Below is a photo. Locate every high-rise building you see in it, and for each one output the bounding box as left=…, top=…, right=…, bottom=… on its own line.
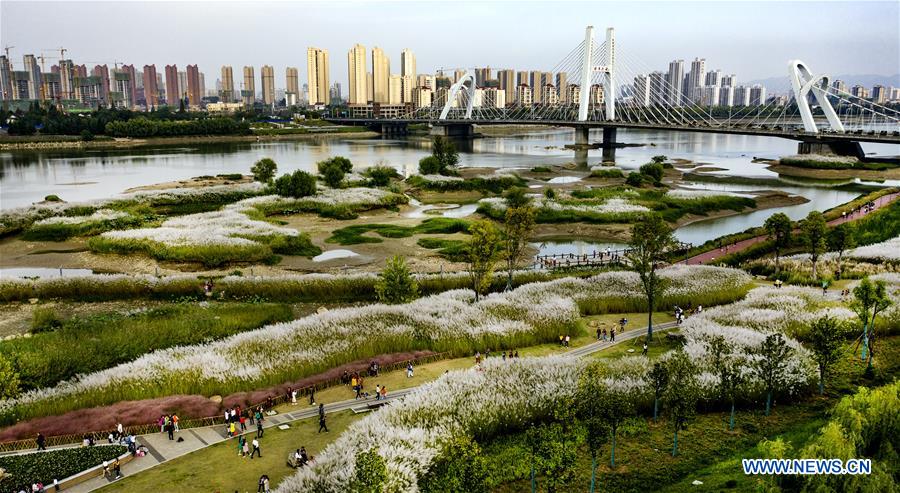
left=497, top=69, right=515, bottom=106
left=73, top=75, right=102, bottom=106
left=412, top=86, right=432, bottom=108
left=889, top=87, right=900, bottom=101
left=633, top=74, right=650, bottom=106
left=474, top=87, right=506, bottom=108
left=261, top=65, right=275, bottom=105
left=541, top=84, right=558, bottom=105
left=566, top=84, right=580, bottom=104
left=58, top=59, right=75, bottom=100
left=733, top=86, right=750, bottom=106
left=164, top=65, right=178, bottom=106
left=12, top=71, right=31, bottom=99
left=367, top=71, right=374, bottom=102
left=42, top=72, right=61, bottom=101
left=721, top=74, right=737, bottom=88
left=475, top=67, right=492, bottom=86
left=400, top=49, right=416, bottom=79
left=417, top=74, right=435, bottom=90
left=177, top=71, right=187, bottom=101
left=666, top=59, right=684, bottom=106
left=705, top=69, right=722, bottom=88
left=516, top=84, right=532, bottom=106
left=748, top=85, right=766, bottom=106
left=242, top=66, right=255, bottom=107
left=401, top=75, right=414, bottom=103
left=347, top=44, right=367, bottom=105
left=371, top=47, right=390, bottom=103
left=111, top=69, right=133, bottom=108
left=330, top=82, right=342, bottom=103
left=718, top=86, right=734, bottom=107
left=0, top=55, right=12, bottom=101
left=23, top=55, right=42, bottom=101
left=221, top=66, right=234, bottom=102
left=831, top=80, right=847, bottom=95
left=307, top=47, right=330, bottom=105
left=143, top=64, right=159, bottom=108
left=530, top=71, right=551, bottom=103
left=285, top=66, right=300, bottom=106
left=648, top=71, right=666, bottom=105
left=555, top=73, right=568, bottom=104
left=872, top=85, right=887, bottom=104
left=388, top=74, right=402, bottom=104
left=590, top=84, right=604, bottom=106
left=92, top=65, right=110, bottom=106
left=516, top=71, right=529, bottom=87
left=120, top=65, right=138, bottom=107
left=686, top=58, right=706, bottom=104
left=185, top=65, right=201, bottom=106
left=453, top=69, right=466, bottom=83
left=700, top=86, right=720, bottom=106
left=199, top=73, right=206, bottom=98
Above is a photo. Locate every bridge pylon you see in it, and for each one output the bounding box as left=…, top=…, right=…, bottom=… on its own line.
left=788, top=60, right=844, bottom=134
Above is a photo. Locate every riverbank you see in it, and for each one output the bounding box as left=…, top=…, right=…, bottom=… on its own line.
left=768, top=163, right=900, bottom=181
left=0, top=129, right=380, bottom=151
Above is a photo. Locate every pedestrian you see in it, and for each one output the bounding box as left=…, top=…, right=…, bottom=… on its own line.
left=475, top=351, right=482, bottom=365
left=228, top=421, right=236, bottom=439
left=318, top=413, right=329, bottom=433
left=158, top=416, right=165, bottom=433
left=291, top=389, right=297, bottom=405
left=167, top=419, right=175, bottom=441
left=256, top=417, right=264, bottom=438
left=596, top=327, right=602, bottom=340
left=239, top=412, right=246, bottom=432
left=407, top=362, right=414, bottom=378
left=257, top=475, right=267, bottom=492
left=36, top=433, right=46, bottom=451
left=610, top=326, right=616, bottom=342
left=642, top=343, right=648, bottom=356
left=309, top=388, right=316, bottom=406
left=112, top=458, right=122, bottom=480
left=822, top=280, right=828, bottom=295
left=564, top=335, right=570, bottom=347
left=380, top=385, right=387, bottom=400
left=250, top=438, right=261, bottom=458
left=558, top=334, right=564, bottom=346
left=172, top=414, right=179, bottom=432
left=116, top=422, right=124, bottom=439
left=237, top=434, right=245, bottom=456
left=374, top=384, right=381, bottom=400
left=318, top=403, right=325, bottom=420
left=513, top=350, right=519, bottom=358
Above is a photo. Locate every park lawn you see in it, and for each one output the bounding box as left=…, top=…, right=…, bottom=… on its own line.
left=98, top=410, right=360, bottom=493
left=518, top=312, right=675, bottom=358
left=592, top=328, right=683, bottom=360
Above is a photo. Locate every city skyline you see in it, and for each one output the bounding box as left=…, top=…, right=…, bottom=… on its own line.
left=2, top=0, right=897, bottom=92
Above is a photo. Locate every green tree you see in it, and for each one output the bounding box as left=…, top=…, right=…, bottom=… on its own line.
left=0, top=354, right=19, bottom=400
left=721, top=355, right=746, bottom=431
left=431, top=135, right=459, bottom=174
left=626, top=214, right=675, bottom=342
left=467, top=220, right=502, bottom=302
left=575, top=364, right=609, bottom=493
left=662, top=350, right=699, bottom=456
left=648, top=361, right=668, bottom=421
left=527, top=420, right=579, bottom=493
left=250, top=158, right=278, bottom=183
left=318, top=156, right=353, bottom=173
left=419, top=436, right=488, bottom=493
left=651, top=155, right=667, bottom=164
left=350, top=448, right=387, bottom=493
left=375, top=255, right=419, bottom=304
left=808, top=315, right=846, bottom=395
left=801, top=210, right=828, bottom=280
left=272, top=170, right=317, bottom=198
left=764, top=212, right=792, bottom=272
left=751, top=333, right=793, bottom=415
left=502, top=188, right=535, bottom=290
left=365, top=165, right=399, bottom=187
left=827, top=222, right=856, bottom=280
left=851, top=277, right=891, bottom=371
left=321, top=162, right=346, bottom=188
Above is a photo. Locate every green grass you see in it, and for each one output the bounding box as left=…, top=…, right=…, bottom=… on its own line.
left=247, top=191, right=408, bottom=220
left=22, top=215, right=145, bottom=241
left=531, top=166, right=553, bottom=173
left=327, top=217, right=470, bottom=245
left=590, top=168, right=625, bottom=179
left=406, top=174, right=527, bottom=194
left=780, top=156, right=897, bottom=170
left=416, top=237, right=469, bottom=262
left=2, top=303, right=294, bottom=392
left=100, top=411, right=360, bottom=493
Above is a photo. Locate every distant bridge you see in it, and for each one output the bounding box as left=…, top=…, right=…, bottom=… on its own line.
left=325, top=26, right=900, bottom=157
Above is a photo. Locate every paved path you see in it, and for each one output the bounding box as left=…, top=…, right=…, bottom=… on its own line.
left=58, top=321, right=675, bottom=492
left=685, top=191, right=899, bottom=265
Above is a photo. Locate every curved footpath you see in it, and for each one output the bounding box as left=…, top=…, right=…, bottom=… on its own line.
left=11, top=321, right=676, bottom=493
left=686, top=191, right=899, bottom=265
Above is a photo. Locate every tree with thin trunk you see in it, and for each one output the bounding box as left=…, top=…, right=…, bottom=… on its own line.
left=721, top=355, right=746, bottom=431
left=852, top=277, right=892, bottom=372
left=575, top=364, right=609, bottom=493
left=648, top=362, right=668, bottom=421
left=626, top=214, right=675, bottom=343
left=350, top=448, right=387, bottom=493
left=598, top=384, right=634, bottom=468
left=467, top=220, right=502, bottom=302
left=662, top=350, right=699, bottom=456
left=764, top=212, right=792, bottom=273
left=801, top=211, right=828, bottom=281
left=375, top=255, right=419, bottom=304
left=751, top=333, right=793, bottom=416
left=502, top=187, right=535, bottom=291
left=708, top=335, right=745, bottom=430
left=807, top=315, right=846, bottom=395
left=826, top=223, right=855, bottom=280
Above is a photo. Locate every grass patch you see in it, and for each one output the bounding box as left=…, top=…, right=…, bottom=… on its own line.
left=407, top=174, right=526, bottom=194
left=531, top=166, right=553, bottom=173
left=100, top=411, right=359, bottom=493
left=327, top=217, right=470, bottom=245
left=2, top=302, right=294, bottom=391
left=416, top=237, right=469, bottom=262
left=590, top=168, right=625, bottom=179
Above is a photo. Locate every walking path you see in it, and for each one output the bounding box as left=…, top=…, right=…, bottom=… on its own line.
left=685, top=191, right=899, bottom=265
left=52, top=321, right=676, bottom=492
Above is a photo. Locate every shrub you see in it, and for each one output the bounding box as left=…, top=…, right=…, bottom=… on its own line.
left=43, top=195, right=61, bottom=202
left=375, top=255, right=419, bottom=304
left=273, top=170, right=317, bottom=198
left=0, top=445, right=127, bottom=492
left=251, top=158, right=278, bottom=183
left=418, top=156, right=442, bottom=175
left=317, top=156, right=353, bottom=174
left=639, top=162, right=664, bottom=185
left=531, top=166, right=552, bottom=173
left=31, top=307, right=63, bottom=334
left=364, top=165, right=400, bottom=187
left=590, top=168, right=624, bottom=179
left=625, top=172, right=645, bottom=187
left=80, top=129, right=94, bottom=142
left=544, top=188, right=556, bottom=200
left=217, top=173, right=244, bottom=181
left=321, top=162, right=346, bottom=188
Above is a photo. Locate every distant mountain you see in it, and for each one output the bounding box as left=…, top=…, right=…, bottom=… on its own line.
left=745, top=74, right=900, bottom=95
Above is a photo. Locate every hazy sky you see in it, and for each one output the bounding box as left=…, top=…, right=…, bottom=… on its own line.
left=2, top=0, right=898, bottom=90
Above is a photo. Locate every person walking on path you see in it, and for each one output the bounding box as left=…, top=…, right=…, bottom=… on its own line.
left=237, top=435, right=245, bottom=456
left=642, top=343, right=648, bottom=356
left=318, top=412, right=329, bottom=433
left=407, top=362, right=414, bottom=378
left=250, top=438, right=261, bottom=458
left=318, top=403, right=326, bottom=421
left=257, top=474, right=269, bottom=492
left=256, top=416, right=264, bottom=438
left=172, top=414, right=179, bottom=432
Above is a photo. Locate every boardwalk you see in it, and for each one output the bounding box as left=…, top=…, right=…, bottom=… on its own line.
left=32, top=321, right=675, bottom=492
left=686, top=192, right=899, bottom=265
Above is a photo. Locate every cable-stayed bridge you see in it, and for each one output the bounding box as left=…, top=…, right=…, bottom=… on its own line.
left=325, top=26, right=900, bottom=158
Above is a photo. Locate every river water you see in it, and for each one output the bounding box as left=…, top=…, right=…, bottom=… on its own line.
left=1, top=128, right=896, bottom=248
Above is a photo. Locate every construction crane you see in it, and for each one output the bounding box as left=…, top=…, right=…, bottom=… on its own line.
left=42, top=47, right=67, bottom=61
left=3, top=45, right=14, bottom=58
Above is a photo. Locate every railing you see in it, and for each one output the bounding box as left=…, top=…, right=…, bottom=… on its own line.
left=534, top=248, right=630, bottom=270
left=0, top=351, right=450, bottom=453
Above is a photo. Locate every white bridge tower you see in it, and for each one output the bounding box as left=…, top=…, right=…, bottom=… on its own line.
left=788, top=60, right=844, bottom=134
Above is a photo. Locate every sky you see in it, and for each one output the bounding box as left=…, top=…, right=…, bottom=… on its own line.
left=2, top=0, right=898, bottom=92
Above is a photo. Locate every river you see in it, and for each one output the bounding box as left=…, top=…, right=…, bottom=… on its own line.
left=1, top=128, right=895, bottom=249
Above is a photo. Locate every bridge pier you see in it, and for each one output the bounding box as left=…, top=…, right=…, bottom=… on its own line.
left=377, top=123, right=409, bottom=136
left=601, top=127, right=618, bottom=161
left=798, top=140, right=864, bottom=160
left=431, top=124, right=476, bottom=138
